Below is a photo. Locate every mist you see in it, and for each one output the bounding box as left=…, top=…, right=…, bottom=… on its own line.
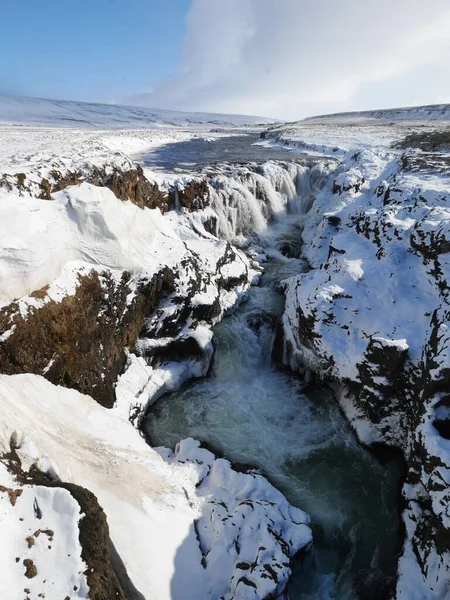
left=129, top=0, right=450, bottom=119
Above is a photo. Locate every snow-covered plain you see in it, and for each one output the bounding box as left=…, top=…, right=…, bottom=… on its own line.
left=303, top=103, right=450, bottom=124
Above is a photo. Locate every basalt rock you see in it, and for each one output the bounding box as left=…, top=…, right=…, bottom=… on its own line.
left=170, top=179, right=210, bottom=211
left=0, top=267, right=175, bottom=408
left=39, top=165, right=172, bottom=212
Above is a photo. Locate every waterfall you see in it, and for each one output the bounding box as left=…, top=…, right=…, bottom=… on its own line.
left=207, top=160, right=333, bottom=243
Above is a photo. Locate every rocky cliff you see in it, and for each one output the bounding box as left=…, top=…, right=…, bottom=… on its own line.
left=268, top=120, right=450, bottom=598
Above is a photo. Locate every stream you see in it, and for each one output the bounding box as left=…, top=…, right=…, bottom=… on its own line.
left=141, top=136, right=404, bottom=599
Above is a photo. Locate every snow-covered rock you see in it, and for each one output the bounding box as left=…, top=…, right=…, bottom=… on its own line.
left=0, top=462, right=91, bottom=600
left=0, top=181, right=253, bottom=412
left=269, top=119, right=450, bottom=598
left=0, top=374, right=311, bottom=600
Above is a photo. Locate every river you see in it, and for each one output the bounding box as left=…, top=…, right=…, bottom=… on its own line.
left=141, top=134, right=404, bottom=599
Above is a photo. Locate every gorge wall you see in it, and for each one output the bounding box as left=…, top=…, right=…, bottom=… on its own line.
left=272, top=126, right=450, bottom=599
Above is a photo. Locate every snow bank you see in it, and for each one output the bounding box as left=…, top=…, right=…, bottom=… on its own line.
left=0, top=374, right=311, bottom=600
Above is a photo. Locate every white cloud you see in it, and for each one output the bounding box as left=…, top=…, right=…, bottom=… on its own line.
left=129, top=0, right=450, bottom=119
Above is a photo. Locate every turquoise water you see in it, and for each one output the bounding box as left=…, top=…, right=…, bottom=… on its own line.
left=144, top=248, right=403, bottom=600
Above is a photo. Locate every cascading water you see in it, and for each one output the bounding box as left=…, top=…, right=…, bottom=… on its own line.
left=141, top=139, right=403, bottom=599
left=205, top=160, right=332, bottom=243
left=144, top=249, right=403, bottom=599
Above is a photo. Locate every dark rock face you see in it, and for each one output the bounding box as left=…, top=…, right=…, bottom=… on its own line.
left=349, top=337, right=410, bottom=428
left=171, top=179, right=210, bottom=211
left=411, top=213, right=450, bottom=260
left=46, top=481, right=126, bottom=600
left=0, top=268, right=175, bottom=408
left=38, top=165, right=172, bottom=212
left=4, top=450, right=126, bottom=600
left=137, top=243, right=248, bottom=369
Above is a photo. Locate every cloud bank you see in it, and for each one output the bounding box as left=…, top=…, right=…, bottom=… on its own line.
left=130, top=0, right=450, bottom=119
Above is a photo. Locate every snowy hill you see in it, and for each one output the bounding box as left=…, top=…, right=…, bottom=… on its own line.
left=303, top=103, right=450, bottom=124
left=0, top=94, right=275, bottom=129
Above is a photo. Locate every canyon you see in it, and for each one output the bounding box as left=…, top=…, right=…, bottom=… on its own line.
left=0, top=96, right=450, bottom=599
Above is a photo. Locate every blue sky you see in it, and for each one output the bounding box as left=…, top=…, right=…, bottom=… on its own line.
left=0, top=0, right=190, bottom=102
left=1, top=0, right=450, bottom=119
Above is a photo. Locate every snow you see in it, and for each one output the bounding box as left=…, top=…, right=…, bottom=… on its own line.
left=273, top=114, right=450, bottom=598
left=0, top=463, right=89, bottom=600
left=304, top=103, right=450, bottom=124
left=0, top=94, right=275, bottom=129
left=0, top=184, right=175, bottom=302
left=0, top=374, right=311, bottom=600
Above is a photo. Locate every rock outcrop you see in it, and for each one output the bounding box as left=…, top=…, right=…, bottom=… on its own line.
left=0, top=450, right=125, bottom=600
left=1, top=164, right=217, bottom=215
left=0, top=268, right=174, bottom=407
left=39, top=165, right=172, bottom=212
left=170, top=178, right=210, bottom=211
left=0, top=176, right=254, bottom=412
left=275, top=123, right=450, bottom=598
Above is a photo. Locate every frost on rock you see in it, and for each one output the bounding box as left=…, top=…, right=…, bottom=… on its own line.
left=271, top=118, right=450, bottom=598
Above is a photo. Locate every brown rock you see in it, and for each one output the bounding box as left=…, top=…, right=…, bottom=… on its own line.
left=23, top=559, right=37, bottom=579
left=171, top=179, right=209, bottom=212
left=0, top=267, right=175, bottom=408
left=0, top=484, right=23, bottom=506
left=25, top=536, right=34, bottom=549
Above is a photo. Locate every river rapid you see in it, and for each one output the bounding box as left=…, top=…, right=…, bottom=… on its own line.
left=141, top=134, right=404, bottom=599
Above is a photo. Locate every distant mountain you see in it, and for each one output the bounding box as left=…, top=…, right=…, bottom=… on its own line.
left=303, top=103, right=450, bottom=123
left=0, top=94, right=276, bottom=129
